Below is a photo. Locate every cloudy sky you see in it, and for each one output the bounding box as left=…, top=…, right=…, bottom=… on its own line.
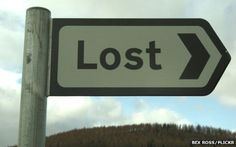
left=0, top=0, right=236, bottom=146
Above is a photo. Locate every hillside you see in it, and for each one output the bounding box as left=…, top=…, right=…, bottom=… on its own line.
left=44, top=124, right=236, bottom=147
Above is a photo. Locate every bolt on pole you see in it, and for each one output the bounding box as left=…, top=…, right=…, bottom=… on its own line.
left=18, top=7, right=51, bottom=147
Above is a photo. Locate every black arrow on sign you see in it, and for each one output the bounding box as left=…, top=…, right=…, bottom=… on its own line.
left=178, top=33, right=210, bottom=79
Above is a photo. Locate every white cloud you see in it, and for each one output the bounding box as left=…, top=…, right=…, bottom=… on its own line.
left=186, top=0, right=236, bottom=49
left=134, top=98, right=148, bottom=110
left=129, top=108, right=190, bottom=125
left=46, top=97, right=125, bottom=134
left=46, top=97, right=190, bottom=136
left=0, top=69, right=21, bottom=146
left=218, top=96, right=236, bottom=107
left=0, top=0, right=26, bottom=14
left=25, top=0, right=189, bottom=18
left=47, top=97, right=93, bottom=124
left=92, top=98, right=123, bottom=121
left=0, top=10, right=24, bottom=70
left=214, top=45, right=236, bottom=107
left=0, top=68, right=21, bottom=90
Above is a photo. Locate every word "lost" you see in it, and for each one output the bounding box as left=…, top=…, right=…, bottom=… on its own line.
left=77, top=40, right=162, bottom=70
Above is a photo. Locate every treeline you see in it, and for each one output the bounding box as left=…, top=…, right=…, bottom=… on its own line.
left=45, top=123, right=236, bottom=147
left=12, top=123, right=236, bottom=147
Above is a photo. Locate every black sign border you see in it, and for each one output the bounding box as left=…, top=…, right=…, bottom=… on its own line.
left=49, top=19, right=231, bottom=96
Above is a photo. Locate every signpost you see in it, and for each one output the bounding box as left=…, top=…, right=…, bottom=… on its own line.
left=19, top=7, right=231, bottom=147
left=49, top=19, right=230, bottom=96
left=19, top=7, right=50, bottom=147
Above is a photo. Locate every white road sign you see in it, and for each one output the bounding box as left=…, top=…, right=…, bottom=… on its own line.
left=49, top=19, right=230, bottom=96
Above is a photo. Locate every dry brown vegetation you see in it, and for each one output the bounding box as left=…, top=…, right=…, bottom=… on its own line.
left=44, top=123, right=236, bottom=147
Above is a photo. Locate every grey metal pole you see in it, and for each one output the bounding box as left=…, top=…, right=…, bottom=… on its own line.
left=18, top=7, right=51, bottom=147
